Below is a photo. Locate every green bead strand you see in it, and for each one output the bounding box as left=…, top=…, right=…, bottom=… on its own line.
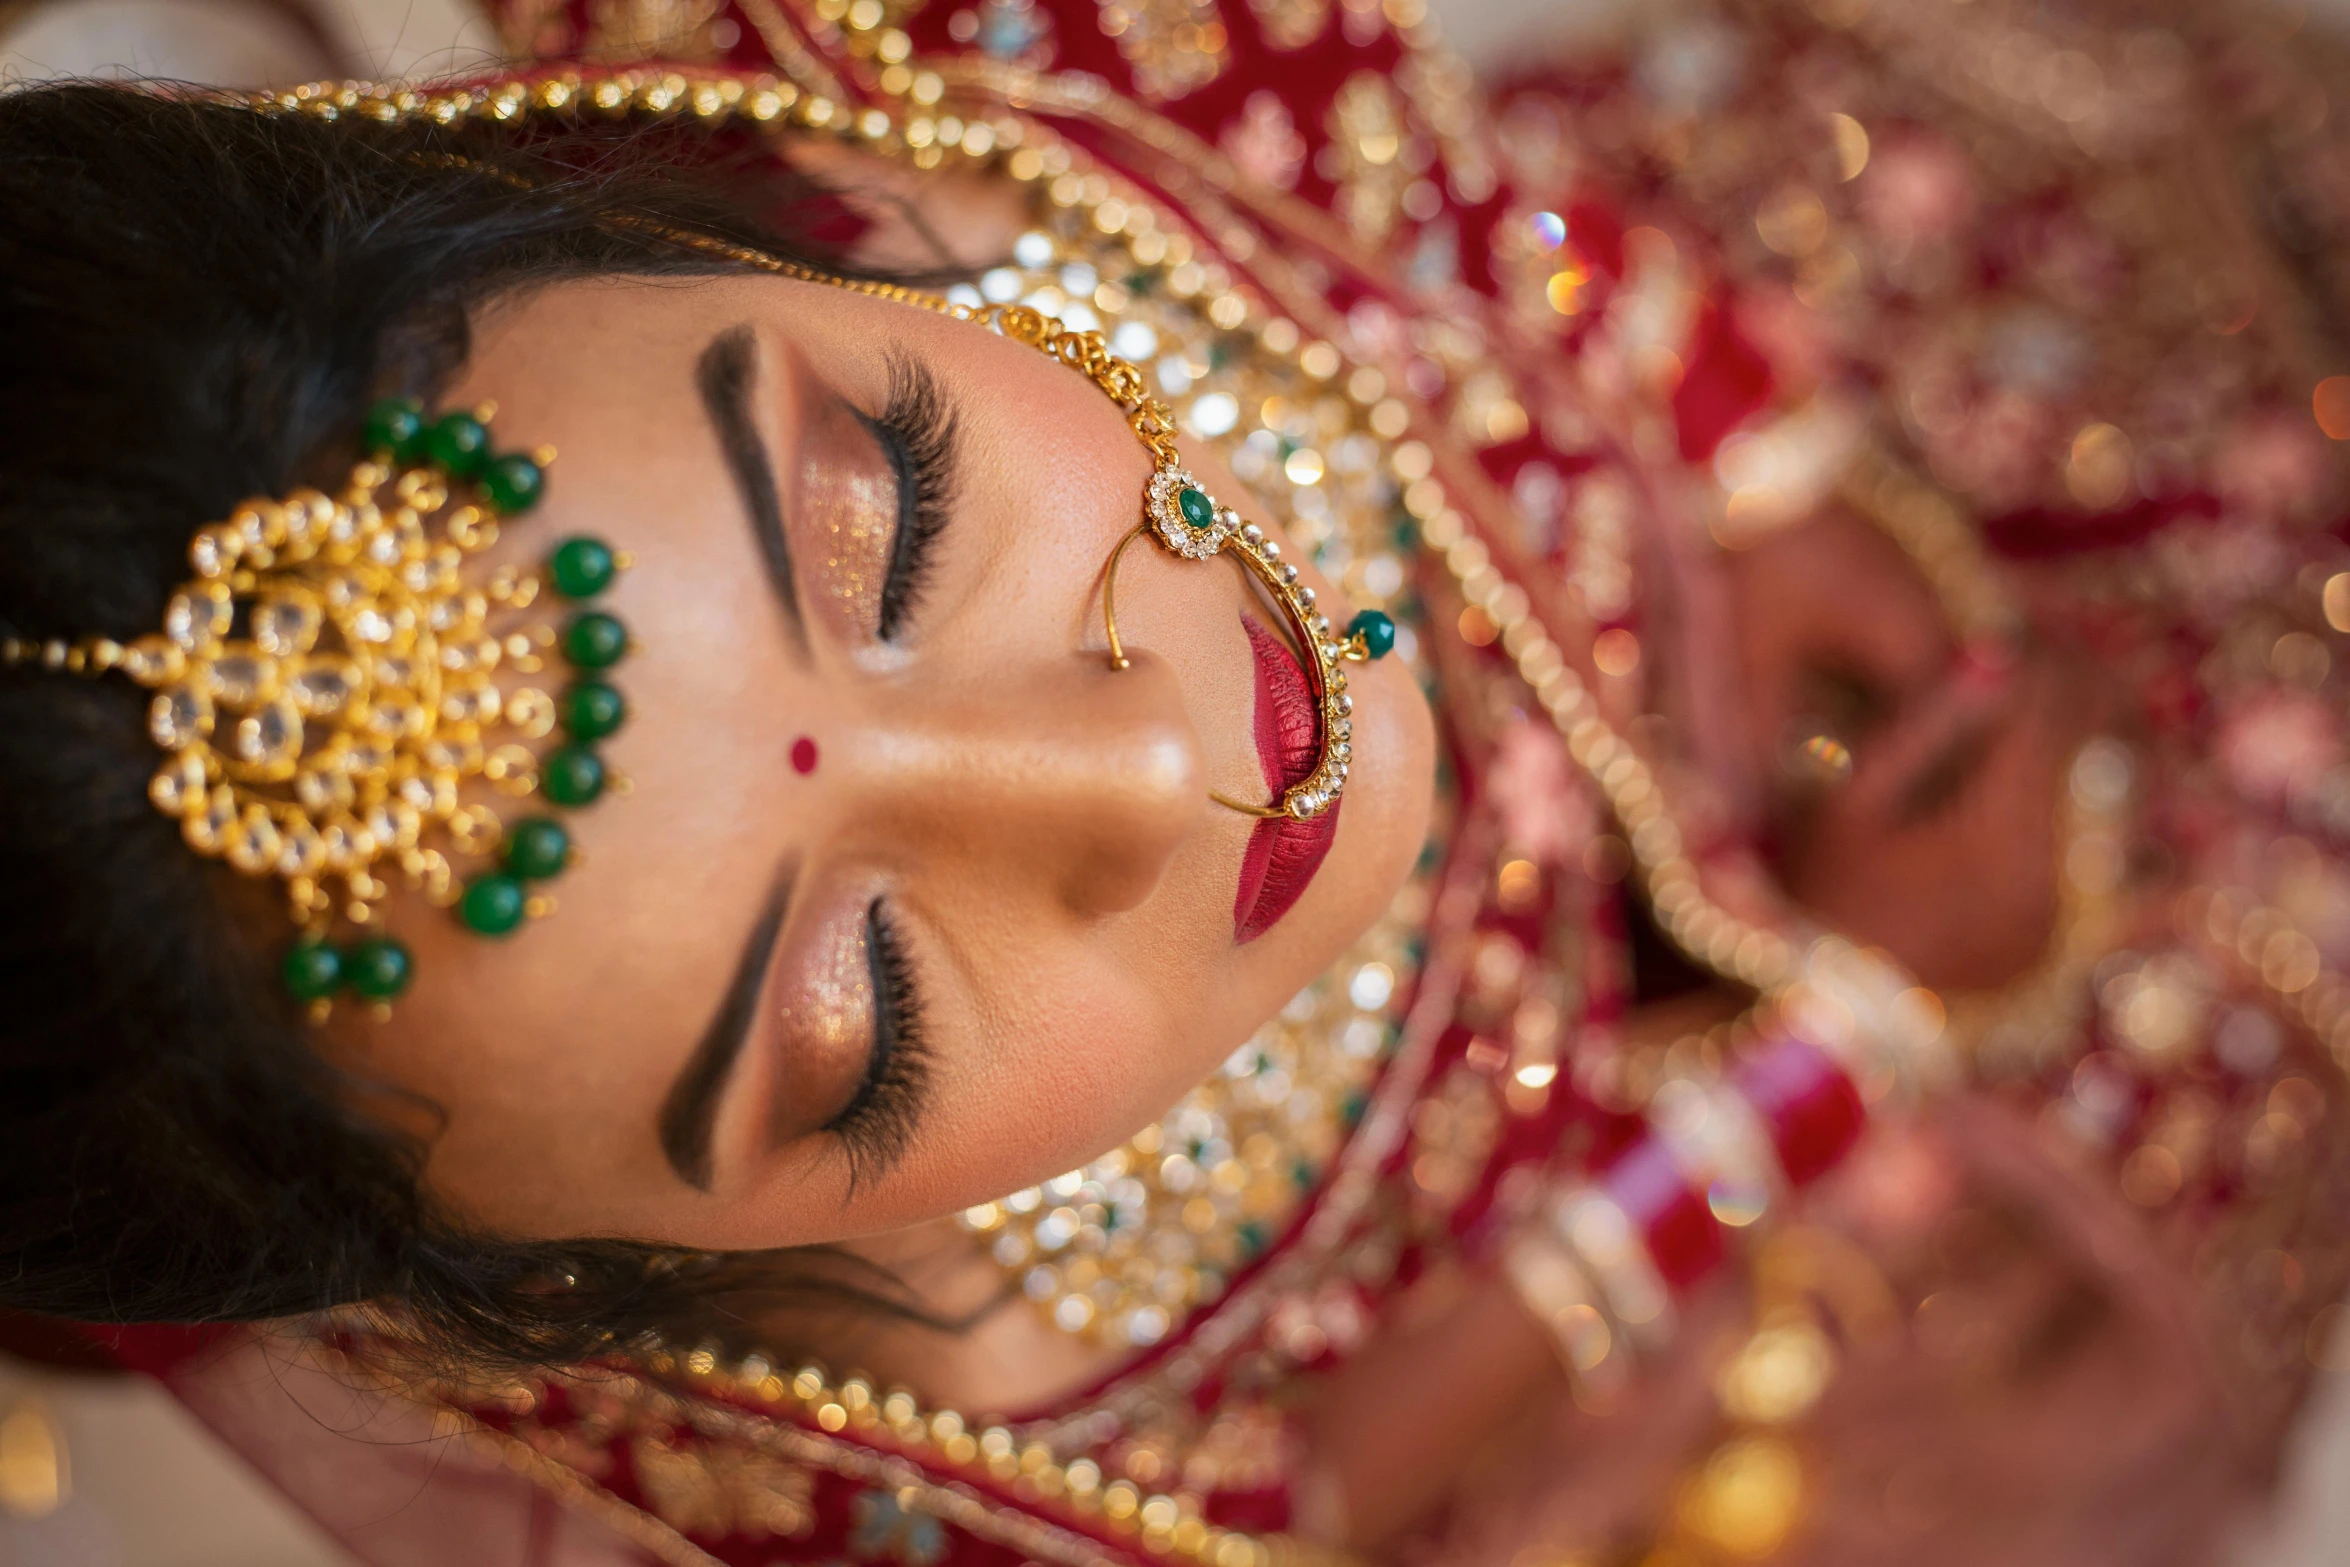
left=563, top=611, right=629, bottom=669
left=460, top=873, right=528, bottom=936
left=345, top=937, right=415, bottom=1001
left=481, top=453, right=547, bottom=516
left=549, top=536, right=617, bottom=599
left=363, top=399, right=424, bottom=463
left=504, top=816, right=572, bottom=880
left=1347, top=608, right=1397, bottom=660
left=281, top=939, right=343, bottom=1002
left=541, top=746, right=607, bottom=807
left=421, top=412, right=491, bottom=479
left=561, top=680, right=627, bottom=742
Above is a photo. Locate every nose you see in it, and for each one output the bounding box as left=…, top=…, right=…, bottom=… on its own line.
left=845, top=647, right=1206, bottom=916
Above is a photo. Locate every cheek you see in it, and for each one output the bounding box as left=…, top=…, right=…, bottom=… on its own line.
left=879, top=943, right=1200, bottom=1224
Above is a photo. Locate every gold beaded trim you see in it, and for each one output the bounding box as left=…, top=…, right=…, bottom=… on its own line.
left=1839, top=443, right=2024, bottom=653
left=613, top=1348, right=1297, bottom=1567
left=0, top=414, right=625, bottom=1015
left=1413, top=497, right=1800, bottom=991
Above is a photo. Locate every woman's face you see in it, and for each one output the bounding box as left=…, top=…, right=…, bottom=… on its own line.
left=334, top=274, right=1434, bottom=1249
left=1697, top=508, right=2092, bottom=991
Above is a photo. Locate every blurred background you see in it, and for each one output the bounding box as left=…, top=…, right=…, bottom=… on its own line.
left=5, top=1, right=2350, bottom=1563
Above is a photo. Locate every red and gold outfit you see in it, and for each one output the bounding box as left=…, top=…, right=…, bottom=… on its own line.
left=88, top=1, right=2350, bottom=1564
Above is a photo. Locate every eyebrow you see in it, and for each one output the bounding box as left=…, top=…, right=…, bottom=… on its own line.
left=696, top=325, right=809, bottom=661
left=659, top=866, right=796, bottom=1191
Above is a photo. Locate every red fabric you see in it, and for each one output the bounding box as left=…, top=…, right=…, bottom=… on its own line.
left=1670, top=301, right=1775, bottom=462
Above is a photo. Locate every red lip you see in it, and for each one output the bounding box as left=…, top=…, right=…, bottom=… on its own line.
left=1232, top=615, right=1340, bottom=943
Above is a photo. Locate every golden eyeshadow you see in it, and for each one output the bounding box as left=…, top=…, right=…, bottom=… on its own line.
left=766, top=904, right=875, bottom=1146
left=797, top=391, right=896, bottom=638
left=794, top=910, right=873, bottom=1058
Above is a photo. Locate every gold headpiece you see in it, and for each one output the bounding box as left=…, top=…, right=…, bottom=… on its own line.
left=0, top=399, right=631, bottom=1016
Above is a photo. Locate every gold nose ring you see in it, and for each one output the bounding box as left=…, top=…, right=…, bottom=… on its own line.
left=1097, top=479, right=1393, bottom=822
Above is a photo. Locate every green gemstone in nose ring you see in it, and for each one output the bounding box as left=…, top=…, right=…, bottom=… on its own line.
left=1344, top=609, right=1397, bottom=661
left=1177, top=486, right=1216, bottom=531
left=1145, top=466, right=1237, bottom=559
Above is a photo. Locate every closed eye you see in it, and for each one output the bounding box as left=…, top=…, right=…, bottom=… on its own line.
left=823, top=898, right=932, bottom=1193
left=862, top=355, right=958, bottom=642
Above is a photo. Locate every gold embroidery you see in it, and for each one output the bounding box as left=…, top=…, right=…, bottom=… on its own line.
left=1393, top=45, right=1492, bottom=206
left=1567, top=470, right=1635, bottom=624
left=1219, top=91, right=1307, bottom=191
left=1244, top=0, right=1328, bottom=51
left=1325, top=72, right=1411, bottom=246
left=733, top=0, right=859, bottom=102
left=1095, top=0, right=1229, bottom=102
left=1403, top=1060, right=1502, bottom=1211
left=453, top=1418, right=730, bottom=1567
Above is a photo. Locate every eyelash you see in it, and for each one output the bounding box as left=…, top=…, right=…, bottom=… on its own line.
left=866, top=356, right=958, bottom=642
left=823, top=897, right=932, bottom=1192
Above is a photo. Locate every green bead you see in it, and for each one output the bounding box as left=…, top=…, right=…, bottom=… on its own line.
left=363, top=399, right=424, bottom=461
left=1347, top=608, right=1397, bottom=660
left=561, top=680, right=627, bottom=742
left=541, top=745, right=606, bottom=807
left=460, top=873, right=528, bottom=936
left=1177, top=485, right=1217, bottom=532
left=563, top=611, right=628, bottom=669
left=281, top=939, right=343, bottom=1002
left=504, top=816, right=571, bottom=880
left=345, top=937, right=414, bottom=1000
left=481, top=453, right=547, bottom=516
left=549, top=536, right=616, bottom=599
left=421, top=412, right=491, bottom=478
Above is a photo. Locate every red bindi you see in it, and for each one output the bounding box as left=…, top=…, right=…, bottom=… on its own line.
left=790, top=735, right=820, bottom=776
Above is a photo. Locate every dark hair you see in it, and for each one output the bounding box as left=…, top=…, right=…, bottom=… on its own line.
left=0, top=82, right=911, bottom=1366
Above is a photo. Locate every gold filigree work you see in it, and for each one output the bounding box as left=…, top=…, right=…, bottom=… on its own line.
left=1095, top=0, right=1230, bottom=102
left=0, top=427, right=605, bottom=996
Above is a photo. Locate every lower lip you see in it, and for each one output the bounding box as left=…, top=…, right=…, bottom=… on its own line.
left=1233, top=615, right=1340, bottom=943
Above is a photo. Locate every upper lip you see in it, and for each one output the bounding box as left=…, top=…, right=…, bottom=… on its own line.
left=1248, top=614, right=1320, bottom=799
left=1231, top=613, right=1341, bottom=944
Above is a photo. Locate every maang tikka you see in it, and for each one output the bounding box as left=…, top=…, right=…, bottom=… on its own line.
left=0, top=399, right=634, bottom=1017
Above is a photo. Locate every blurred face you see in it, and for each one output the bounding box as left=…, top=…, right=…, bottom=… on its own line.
left=331, top=275, right=1433, bottom=1250
left=1690, top=507, right=2094, bottom=991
